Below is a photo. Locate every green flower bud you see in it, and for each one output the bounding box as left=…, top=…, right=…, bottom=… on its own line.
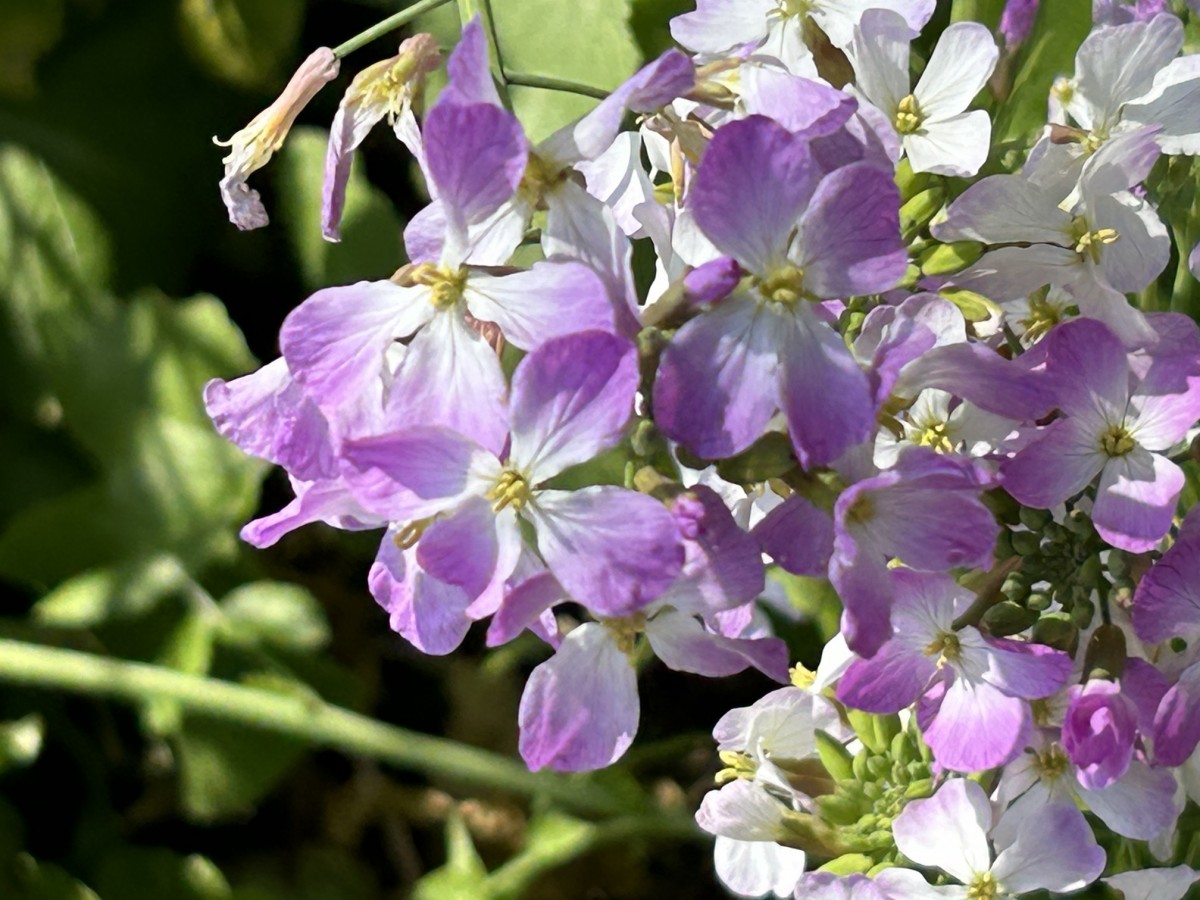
left=1010, top=530, right=1042, bottom=557
left=982, top=600, right=1040, bottom=636
left=715, top=432, right=796, bottom=484
left=1082, top=623, right=1127, bottom=680
left=1032, top=613, right=1078, bottom=654
left=817, top=854, right=875, bottom=876
left=1071, top=596, right=1096, bottom=629
left=815, top=730, right=855, bottom=783
left=1026, top=591, right=1052, bottom=611
left=918, top=240, right=984, bottom=276
left=1018, top=506, right=1052, bottom=531
left=817, top=792, right=866, bottom=827
left=847, top=709, right=891, bottom=754
left=900, top=186, right=946, bottom=240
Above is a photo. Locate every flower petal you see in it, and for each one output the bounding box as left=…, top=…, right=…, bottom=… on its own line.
left=753, top=494, right=834, bottom=578
left=893, top=779, right=992, bottom=885
left=645, top=610, right=789, bottom=682
left=369, top=529, right=472, bottom=655
left=1092, top=448, right=1183, bottom=553
left=913, top=22, right=998, bottom=120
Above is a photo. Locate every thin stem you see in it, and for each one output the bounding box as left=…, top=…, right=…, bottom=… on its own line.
left=333, top=0, right=456, bottom=58
left=501, top=71, right=609, bottom=101
left=0, top=638, right=634, bottom=818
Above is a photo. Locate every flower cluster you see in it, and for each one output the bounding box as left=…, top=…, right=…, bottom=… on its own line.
left=209, top=1, right=1200, bottom=896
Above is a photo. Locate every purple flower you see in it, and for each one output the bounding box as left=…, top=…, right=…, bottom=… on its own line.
left=1062, top=679, right=1139, bottom=789
left=341, top=331, right=684, bottom=655
left=516, top=487, right=785, bottom=772
left=1000, top=0, right=1040, bottom=48
left=1094, top=0, right=1170, bottom=25
left=1133, top=505, right=1200, bottom=645
left=1003, top=318, right=1200, bottom=553
left=653, top=115, right=906, bottom=465
left=837, top=570, right=1071, bottom=771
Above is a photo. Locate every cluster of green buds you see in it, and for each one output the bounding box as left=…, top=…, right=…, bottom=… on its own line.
left=809, top=711, right=935, bottom=873
left=986, top=497, right=1134, bottom=653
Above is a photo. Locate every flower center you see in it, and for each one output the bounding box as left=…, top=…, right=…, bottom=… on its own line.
left=923, top=631, right=961, bottom=664
left=894, top=94, right=924, bottom=135
left=518, top=152, right=565, bottom=207
left=1070, top=217, right=1119, bottom=263
left=1099, top=425, right=1135, bottom=457
left=602, top=612, right=646, bottom=655
left=915, top=421, right=953, bottom=453
left=967, top=872, right=999, bottom=900
left=1020, top=289, right=1067, bottom=342
left=411, top=263, right=467, bottom=310
left=1034, top=742, right=1070, bottom=780
left=754, top=264, right=807, bottom=306
left=486, top=469, right=532, bottom=512
left=772, top=0, right=813, bottom=20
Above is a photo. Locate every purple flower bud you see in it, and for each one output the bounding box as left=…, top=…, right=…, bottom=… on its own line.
left=682, top=257, right=742, bottom=306
left=1000, top=0, right=1040, bottom=48
left=1062, top=679, right=1138, bottom=790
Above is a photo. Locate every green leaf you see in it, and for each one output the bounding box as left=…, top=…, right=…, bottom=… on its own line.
left=31, top=555, right=188, bottom=628
left=0, top=0, right=65, bottom=99
left=996, top=0, right=1092, bottom=142
left=277, top=127, right=407, bottom=291
left=217, top=581, right=331, bottom=652
left=4, top=855, right=101, bottom=900
left=95, top=847, right=231, bottom=900
left=179, top=0, right=305, bottom=90
left=143, top=610, right=217, bottom=736
left=173, top=715, right=306, bottom=823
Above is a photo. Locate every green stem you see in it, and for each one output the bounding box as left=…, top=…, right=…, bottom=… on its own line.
left=332, top=0, right=456, bottom=58
left=0, top=638, right=632, bottom=818
left=1170, top=216, right=1200, bottom=321
left=501, top=71, right=609, bottom=100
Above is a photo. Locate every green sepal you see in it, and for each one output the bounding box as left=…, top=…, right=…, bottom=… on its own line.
left=846, top=709, right=892, bottom=754
left=815, top=730, right=855, bottom=782
left=938, top=287, right=1001, bottom=322
left=982, top=600, right=1040, bottom=637
left=899, top=186, right=946, bottom=240
left=817, top=853, right=875, bottom=876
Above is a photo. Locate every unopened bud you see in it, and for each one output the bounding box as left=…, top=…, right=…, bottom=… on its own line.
left=919, top=240, right=984, bottom=276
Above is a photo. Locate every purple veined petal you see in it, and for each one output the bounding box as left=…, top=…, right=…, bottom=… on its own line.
left=383, top=309, right=509, bottom=457
left=518, top=622, right=638, bottom=771
left=781, top=305, right=876, bottom=468
left=1077, top=758, right=1181, bottom=840
left=739, top=67, right=857, bottom=139
left=904, top=110, right=993, bottom=178
left=932, top=174, right=1073, bottom=245
left=714, top=837, right=807, bottom=900
left=847, top=9, right=913, bottom=126
left=1075, top=14, right=1183, bottom=128
left=404, top=201, right=446, bottom=265
left=695, top=778, right=793, bottom=841
left=652, top=293, right=785, bottom=459
left=404, top=197, right=529, bottom=268
left=658, top=486, right=766, bottom=617
left=892, top=342, right=1057, bottom=421
left=1133, top=508, right=1200, bottom=643
left=1001, top=419, right=1108, bottom=509
left=438, top=17, right=502, bottom=109
left=978, top=635, right=1072, bottom=699
left=507, top=330, right=638, bottom=481
left=1079, top=125, right=1164, bottom=198
left=341, top=426, right=500, bottom=522
left=422, top=101, right=528, bottom=242
left=537, top=50, right=694, bottom=167
left=1091, top=191, right=1171, bottom=294
left=829, top=528, right=894, bottom=658
left=543, top=180, right=641, bottom=337
left=913, top=22, right=998, bottom=120
left=795, top=162, right=907, bottom=298
left=893, top=779, right=992, bottom=885
left=241, top=478, right=382, bottom=548
left=872, top=869, right=950, bottom=900
left=669, top=0, right=774, bottom=54
left=688, top=115, right=818, bottom=274
left=280, top=281, right=433, bottom=413
left=837, top=639, right=936, bottom=714
left=753, top=494, right=834, bottom=578
left=1121, top=656, right=1172, bottom=733
left=1092, top=448, right=1184, bottom=553
left=414, top=495, right=511, bottom=608
left=369, top=528, right=473, bottom=655
left=1154, top=661, right=1200, bottom=765
left=204, top=359, right=335, bottom=481
left=464, top=259, right=616, bottom=350
left=528, top=487, right=684, bottom=617
left=486, top=569, right=566, bottom=648
left=992, top=798, right=1107, bottom=894
left=924, top=678, right=1032, bottom=772
left=644, top=609, right=789, bottom=682
left=950, top=244, right=1082, bottom=301
left=1107, top=867, right=1200, bottom=900
left=1129, top=377, right=1200, bottom=452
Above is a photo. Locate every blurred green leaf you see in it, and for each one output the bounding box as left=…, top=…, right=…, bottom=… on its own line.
left=217, top=581, right=331, bottom=651
left=95, top=847, right=231, bottom=900
left=997, top=0, right=1091, bottom=142
left=628, top=0, right=691, bottom=59
left=278, top=127, right=407, bottom=290
left=0, top=0, right=64, bottom=99
left=179, top=0, right=306, bottom=90
left=5, top=855, right=101, bottom=900
left=143, top=609, right=217, bottom=736
left=173, top=715, right=306, bottom=823
left=31, top=555, right=189, bottom=629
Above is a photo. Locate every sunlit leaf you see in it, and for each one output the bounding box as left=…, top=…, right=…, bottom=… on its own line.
left=218, top=581, right=331, bottom=651
left=179, top=0, right=305, bottom=90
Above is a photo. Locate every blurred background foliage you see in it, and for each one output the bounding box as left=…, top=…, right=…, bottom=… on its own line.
left=0, top=0, right=1127, bottom=896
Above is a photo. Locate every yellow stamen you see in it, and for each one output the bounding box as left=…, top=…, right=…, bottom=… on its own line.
left=923, top=631, right=961, bottom=666
left=894, top=94, right=924, bottom=135
left=754, top=264, right=807, bottom=306
left=1099, top=425, right=1135, bottom=457
left=411, top=263, right=468, bottom=310
left=485, top=469, right=532, bottom=512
